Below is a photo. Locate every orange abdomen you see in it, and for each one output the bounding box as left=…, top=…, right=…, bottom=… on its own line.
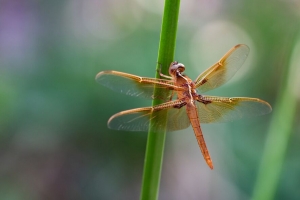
left=186, top=103, right=213, bottom=169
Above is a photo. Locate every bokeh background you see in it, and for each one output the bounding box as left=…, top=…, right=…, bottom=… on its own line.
left=0, top=0, right=300, bottom=199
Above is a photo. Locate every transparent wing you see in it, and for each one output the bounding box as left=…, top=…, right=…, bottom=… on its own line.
left=196, top=95, right=272, bottom=123
left=108, top=99, right=190, bottom=132
left=96, top=70, right=183, bottom=100
left=194, top=44, right=250, bottom=93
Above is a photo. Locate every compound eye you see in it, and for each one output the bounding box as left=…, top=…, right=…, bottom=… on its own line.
left=177, top=65, right=185, bottom=72
left=169, top=61, right=185, bottom=75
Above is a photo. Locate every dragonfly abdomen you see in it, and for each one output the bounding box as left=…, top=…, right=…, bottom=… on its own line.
left=186, top=104, right=214, bottom=169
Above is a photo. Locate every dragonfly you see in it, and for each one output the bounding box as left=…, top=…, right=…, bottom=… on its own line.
left=95, top=44, right=272, bottom=169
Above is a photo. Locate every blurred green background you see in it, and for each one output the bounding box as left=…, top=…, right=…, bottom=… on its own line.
left=0, top=0, right=299, bottom=199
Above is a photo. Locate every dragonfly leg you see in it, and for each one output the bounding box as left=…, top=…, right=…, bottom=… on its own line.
left=173, top=101, right=187, bottom=109
left=157, top=62, right=173, bottom=79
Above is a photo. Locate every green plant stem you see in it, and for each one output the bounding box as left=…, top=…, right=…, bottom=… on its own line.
left=252, top=89, right=296, bottom=200
left=140, top=0, right=181, bottom=200
left=252, top=43, right=298, bottom=200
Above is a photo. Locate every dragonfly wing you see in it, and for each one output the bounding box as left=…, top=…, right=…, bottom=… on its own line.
left=196, top=95, right=272, bottom=123
left=194, top=44, right=250, bottom=93
left=108, top=99, right=190, bottom=132
left=96, top=70, right=182, bottom=100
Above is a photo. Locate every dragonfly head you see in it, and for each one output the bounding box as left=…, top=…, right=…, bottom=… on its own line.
left=169, top=61, right=185, bottom=76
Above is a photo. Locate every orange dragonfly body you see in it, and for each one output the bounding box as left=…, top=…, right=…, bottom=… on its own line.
left=96, top=44, right=272, bottom=169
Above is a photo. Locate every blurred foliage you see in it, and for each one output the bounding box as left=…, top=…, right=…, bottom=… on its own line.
left=0, top=0, right=299, bottom=200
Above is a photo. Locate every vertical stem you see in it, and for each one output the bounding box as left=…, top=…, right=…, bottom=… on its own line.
left=252, top=40, right=298, bottom=200
left=252, top=89, right=296, bottom=200
left=140, top=0, right=181, bottom=200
